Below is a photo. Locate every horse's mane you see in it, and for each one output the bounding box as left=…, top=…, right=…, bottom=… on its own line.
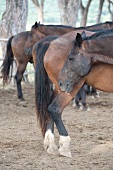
left=32, top=22, right=74, bottom=29
left=83, top=29, right=113, bottom=41
left=81, top=29, right=113, bottom=59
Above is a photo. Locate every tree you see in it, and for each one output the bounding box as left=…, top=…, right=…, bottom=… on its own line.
left=31, top=0, right=45, bottom=23
left=0, top=0, right=28, bottom=58
left=96, top=0, right=105, bottom=23
left=80, top=0, right=92, bottom=26
left=58, top=0, right=80, bottom=26
left=108, top=0, right=113, bottom=21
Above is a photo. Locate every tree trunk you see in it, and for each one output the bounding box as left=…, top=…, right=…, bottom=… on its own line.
left=58, top=0, right=80, bottom=26
left=31, top=0, right=45, bottom=23
left=108, top=0, right=113, bottom=21
left=96, top=0, right=105, bottom=23
left=0, top=0, right=28, bottom=58
left=80, top=0, right=92, bottom=26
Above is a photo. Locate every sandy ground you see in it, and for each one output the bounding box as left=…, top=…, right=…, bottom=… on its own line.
left=0, top=83, right=113, bottom=170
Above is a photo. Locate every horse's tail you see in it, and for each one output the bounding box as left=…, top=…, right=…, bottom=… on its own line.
left=34, top=36, right=58, bottom=137
left=1, top=36, right=14, bottom=85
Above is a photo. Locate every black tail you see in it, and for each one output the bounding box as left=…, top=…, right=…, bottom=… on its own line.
left=1, top=36, right=14, bottom=85
left=34, top=36, right=58, bottom=137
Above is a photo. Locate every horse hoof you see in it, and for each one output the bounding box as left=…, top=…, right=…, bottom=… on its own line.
left=82, top=106, right=90, bottom=111
left=19, top=100, right=27, bottom=106
left=86, top=107, right=90, bottom=111
left=72, top=103, right=76, bottom=107
left=79, top=105, right=83, bottom=110
left=47, top=145, right=59, bottom=155
left=19, top=97, right=25, bottom=101
left=95, top=94, right=100, bottom=98
left=44, top=129, right=58, bottom=155
left=59, top=136, right=71, bottom=157
left=59, top=148, right=72, bottom=157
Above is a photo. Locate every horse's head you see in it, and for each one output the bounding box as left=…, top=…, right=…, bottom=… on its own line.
left=24, top=21, right=45, bottom=55
left=58, top=33, right=92, bottom=93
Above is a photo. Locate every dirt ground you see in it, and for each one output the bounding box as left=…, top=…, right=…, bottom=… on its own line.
left=0, top=83, right=113, bottom=170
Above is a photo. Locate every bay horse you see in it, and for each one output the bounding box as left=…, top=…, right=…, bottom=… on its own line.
left=56, top=29, right=113, bottom=156
left=0, top=31, right=44, bottom=101
left=32, top=30, right=97, bottom=157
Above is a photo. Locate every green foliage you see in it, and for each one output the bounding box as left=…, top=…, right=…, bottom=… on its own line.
left=0, top=0, right=112, bottom=30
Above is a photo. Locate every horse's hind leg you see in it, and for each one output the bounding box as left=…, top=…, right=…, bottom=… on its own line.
left=91, top=87, right=100, bottom=98
left=44, top=90, right=59, bottom=155
left=15, top=63, right=27, bottom=100
left=77, top=84, right=90, bottom=111
left=81, top=88, right=90, bottom=111
left=75, top=90, right=82, bottom=109
left=44, top=118, right=59, bottom=155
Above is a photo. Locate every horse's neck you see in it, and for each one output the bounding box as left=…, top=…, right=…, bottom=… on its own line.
left=84, top=37, right=113, bottom=65
left=38, top=26, right=74, bottom=36
left=92, top=54, right=113, bottom=66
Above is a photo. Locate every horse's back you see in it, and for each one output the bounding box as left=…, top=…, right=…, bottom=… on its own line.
left=45, top=30, right=95, bottom=57
left=86, top=21, right=113, bottom=30
left=12, top=31, right=29, bottom=45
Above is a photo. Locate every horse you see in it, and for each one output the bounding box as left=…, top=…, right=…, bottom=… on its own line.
left=73, top=84, right=99, bottom=111
left=56, top=29, right=113, bottom=156
left=0, top=31, right=38, bottom=101
left=32, top=30, right=98, bottom=157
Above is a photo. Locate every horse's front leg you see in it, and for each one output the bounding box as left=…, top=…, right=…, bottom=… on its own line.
left=47, top=81, right=85, bottom=157
left=48, top=92, right=73, bottom=157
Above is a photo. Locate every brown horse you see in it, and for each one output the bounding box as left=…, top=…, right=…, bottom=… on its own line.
left=56, top=29, right=113, bottom=156
left=32, top=30, right=96, bottom=157
left=1, top=32, right=32, bottom=100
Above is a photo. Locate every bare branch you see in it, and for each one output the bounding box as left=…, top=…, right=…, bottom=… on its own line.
left=31, top=0, right=39, bottom=7
left=108, top=0, right=113, bottom=13
left=96, top=0, right=105, bottom=23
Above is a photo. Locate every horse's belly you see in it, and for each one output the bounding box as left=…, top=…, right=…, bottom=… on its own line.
left=85, top=63, right=113, bottom=92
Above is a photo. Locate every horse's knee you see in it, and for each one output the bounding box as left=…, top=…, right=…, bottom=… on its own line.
left=15, top=72, right=22, bottom=83
left=48, top=104, right=61, bottom=122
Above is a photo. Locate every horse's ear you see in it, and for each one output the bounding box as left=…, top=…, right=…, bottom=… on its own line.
left=75, top=33, right=82, bottom=47
left=35, top=21, right=38, bottom=27
left=81, top=31, right=86, bottom=38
